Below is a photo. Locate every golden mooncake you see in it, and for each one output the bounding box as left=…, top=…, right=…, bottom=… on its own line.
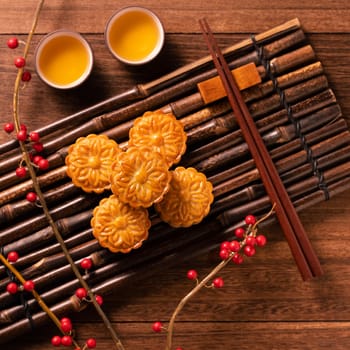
left=91, top=194, right=151, bottom=253
left=128, top=110, right=187, bottom=167
left=65, top=134, right=121, bottom=193
left=110, top=146, right=171, bottom=208
left=155, top=166, right=214, bottom=228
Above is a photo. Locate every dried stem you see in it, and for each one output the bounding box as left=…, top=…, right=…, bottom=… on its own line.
left=165, top=204, right=275, bottom=350
left=0, top=253, right=81, bottom=349
left=165, top=256, right=231, bottom=350
left=8, top=1, right=125, bottom=349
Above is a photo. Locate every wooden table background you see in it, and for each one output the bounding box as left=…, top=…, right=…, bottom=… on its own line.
left=1, top=0, right=350, bottom=349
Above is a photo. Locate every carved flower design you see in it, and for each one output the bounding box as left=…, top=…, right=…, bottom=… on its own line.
left=91, top=194, right=151, bottom=253
left=65, top=134, right=121, bottom=193
left=155, top=166, right=214, bottom=228
left=110, top=146, right=172, bottom=208
left=128, top=110, right=187, bottom=167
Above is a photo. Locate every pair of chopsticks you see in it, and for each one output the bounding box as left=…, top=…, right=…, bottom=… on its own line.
left=199, top=18, right=323, bottom=280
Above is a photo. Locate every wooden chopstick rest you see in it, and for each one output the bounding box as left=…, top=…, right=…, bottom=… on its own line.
left=198, top=62, right=262, bottom=104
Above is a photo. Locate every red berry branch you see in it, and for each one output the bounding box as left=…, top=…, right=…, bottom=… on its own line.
left=152, top=206, right=274, bottom=350
left=1, top=0, right=125, bottom=349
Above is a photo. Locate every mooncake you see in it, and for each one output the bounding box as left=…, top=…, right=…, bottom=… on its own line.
left=91, top=194, right=151, bottom=253
left=128, top=110, right=187, bottom=167
left=110, top=146, right=171, bottom=208
left=155, top=166, right=214, bottom=227
left=65, top=134, right=121, bottom=193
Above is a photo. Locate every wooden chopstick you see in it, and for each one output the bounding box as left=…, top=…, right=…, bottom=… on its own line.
left=199, top=18, right=323, bottom=280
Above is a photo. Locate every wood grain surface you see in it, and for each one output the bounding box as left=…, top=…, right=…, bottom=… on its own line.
left=1, top=1, right=350, bottom=349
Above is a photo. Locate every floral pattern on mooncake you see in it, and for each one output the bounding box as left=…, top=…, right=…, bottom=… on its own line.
left=91, top=194, right=151, bottom=253
left=110, top=146, right=172, bottom=208
left=155, top=166, right=214, bottom=228
left=128, top=110, right=187, bottom=167
left=65, top=134, right=121, bottom=193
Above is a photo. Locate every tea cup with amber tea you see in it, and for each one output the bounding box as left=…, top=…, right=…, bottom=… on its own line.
left=105, top=6, right=164, bottom=65
left=35, top=30, right=94, bottom=89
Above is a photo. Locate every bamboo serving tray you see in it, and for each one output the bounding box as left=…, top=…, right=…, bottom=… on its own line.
left=1, top=18, right=350, bottom=343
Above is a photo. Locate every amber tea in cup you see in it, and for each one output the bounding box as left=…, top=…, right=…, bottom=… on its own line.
left=105, top=6, right=164, bottom=65
left=35, top=30, right=93, bottom=89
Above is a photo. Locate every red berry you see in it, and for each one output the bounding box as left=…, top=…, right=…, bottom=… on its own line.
left=61, top=335, right=73, bottom=346
left=21, top=71, right=32, bottom=82
left=186, top=269, right=198, bottom=280
left=29, top=131, right=40, bottom=142
left=256, top=234, right=267, bottom=247
left=20, top=124, right=27, bottom=131
left=7, top=37, right=19, bottom=49
left=220, top=241, right=230, bottom=251
left=80, top=258, right=93, bottom=270
left=86, top=338, right=97, bottom=348
left=61, top=319, right=73, bottom=333
left=26, top=192, right=37, bottom=202
left=16, top=129, right=27, bottom=141
left=228, top=240, right=240, bottom=252
left=23, top=280, right=35, bottom=292
left=232, top=253, right=244, bottom=265
left=152, top=321, right=163, bottom=332
left=51, top=335, right=62, bottom=347
left=6, top=282, right=18, bottom=294
left=15, top=167, right=27, bottom=178
left=213, top=277, right=224, bottom=288
left=60, top=317, right=72, bottom=325
left=14, top=57, right=26, bottom=68
left=245, top=236, right=257, bottom=246
left=3, top=122, right=14, bottom=133
left=219, top=248, right=230, bottom=260
left=234, top=227, right=245, bottom=239
left=75, top=287, right=87, bottom=299
left=95, top=294, right=103, bottom=305
left=7, top=251, right=19, bottom=263
left=32, top=142, right=44, bottom=152
left=245, top=214, right=256, bottom=225
left=33, top=155, right=43, bottom=165
left=38, top=158, right=49, bottom=170
left=243, top=245, right=256, bottom=257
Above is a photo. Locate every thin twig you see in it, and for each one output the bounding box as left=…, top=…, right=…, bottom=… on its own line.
left=165, top=205, right=275, bottom=350
left=0, top=253, right=81, bottom=349
left=165, top=257, right=231, bottom=350
left=9, top=1, right=125, bottom=349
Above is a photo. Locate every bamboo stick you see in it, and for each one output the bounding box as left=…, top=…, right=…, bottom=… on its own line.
left=183, top=89, right=338, bottom=165
left=2, top=135, right=349, bottom=302
left=208, top=119, right=348, bottom=185
left=0, top=166, right=67, bottom=206
left=0, top=107, right=343, bottom=255
left=0, top=227, right=94, bottom=277
left=184, top=102, right=341, bottom=168
left=0, top=73, right=332, bottom=201
left=211, top=128, right=350, bottom=196
left=216, top=159, right=350, bottom=224
left=0, top=181, right=79, bottom=224
left=0, top=104, right=345, bottom=258
left=194, top=118, right=348, bottom=177
left=1, top=209, right=93, bottom=258
left=0, top=39, right=312, bottom=178
left=0, top=195, right=100, bottom=245
left=2, top=174, right=350, bottom=343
